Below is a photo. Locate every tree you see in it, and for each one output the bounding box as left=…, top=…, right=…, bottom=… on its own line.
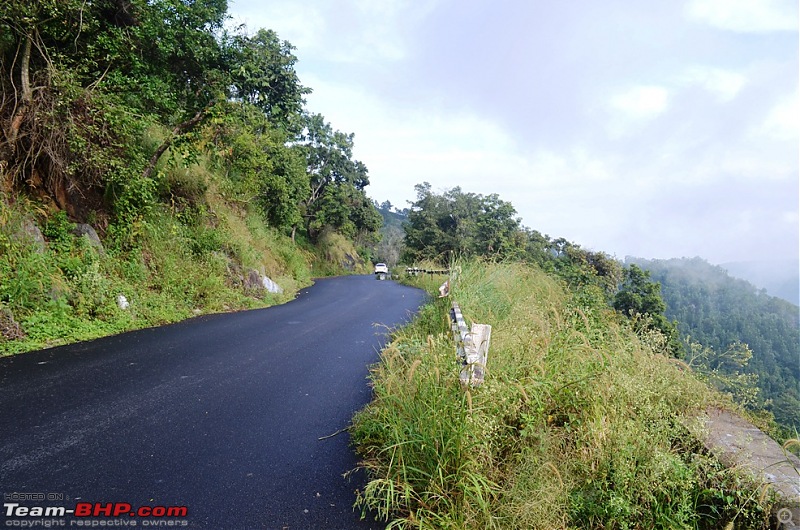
left=613, top=265, right=666, bottom=316
left=402, top=183, right=523, bottom=264
left=614, top=264, right=682, bottom=355
left=206, top=102, right=308, bottom=232
left=226, top=28, right=310, bottom=132
left=0, top=0, right=234, bottom=218
left=297, top=113, right=380, bottom=242
left=0, top=0, right=153, bottom=218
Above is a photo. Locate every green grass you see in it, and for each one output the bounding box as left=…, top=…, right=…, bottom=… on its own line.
left=1, top=124, right=387, bottom=356
left=0, top=173, right=313, bottom=354
left=350, top=261, right=773, bottom=529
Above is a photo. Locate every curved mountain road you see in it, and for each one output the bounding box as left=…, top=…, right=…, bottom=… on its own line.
left=0, top=275, right=427, bottom=529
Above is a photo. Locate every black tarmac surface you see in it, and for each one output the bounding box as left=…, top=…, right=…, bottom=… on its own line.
left=0, top=275, right=427, bottom=529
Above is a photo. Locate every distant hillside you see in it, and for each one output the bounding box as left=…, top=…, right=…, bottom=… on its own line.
left=721, top=260, right=799, bottom=305
left=376, top=203, right=408, bottom=230
left=370, top=204, right=408, bottom=267
left=627, top=256, right=800, bottom=430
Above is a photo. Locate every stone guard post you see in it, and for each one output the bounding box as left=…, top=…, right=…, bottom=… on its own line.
left=450, top=302, right=491, bottom=386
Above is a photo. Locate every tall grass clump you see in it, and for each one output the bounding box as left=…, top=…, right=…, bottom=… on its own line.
left=351, top=261, right=773, bottom=529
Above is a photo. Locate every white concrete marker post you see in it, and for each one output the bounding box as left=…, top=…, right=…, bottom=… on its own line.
left=450, top=302, right=491, bottom=387
left=465, top=323, right=491, bottom=385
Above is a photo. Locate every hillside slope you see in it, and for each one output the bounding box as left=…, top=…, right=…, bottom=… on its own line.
left=722, top=260, right=799, bottom=305
left=1, top=184, right=290, bottom=354
left=371, top=205, right=408, bottom=268
left=0, top=1, right=379, bottom=354
left=351, top=261, right=774, bottom=529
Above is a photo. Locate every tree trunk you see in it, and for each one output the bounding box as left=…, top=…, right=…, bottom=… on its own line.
left=20, top=35, right=32, bottom=103
left=6, top=35, right=33, bottom=151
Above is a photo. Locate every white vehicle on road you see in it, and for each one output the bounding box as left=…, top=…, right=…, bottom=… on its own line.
left=374, top=263, right=389, bottom=280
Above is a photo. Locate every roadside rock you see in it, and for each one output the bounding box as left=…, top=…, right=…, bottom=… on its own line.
left=244, top=269, right=283, bottom=295
left=703, top=407, right=800, bottom=526
left=13, top=218, right=46, bottom=253
left=261, top=275, right=282, bottom=294
left=73, top=223, right=105, bottom=254
left=342, top=253, right=357, bottom=271
left=0, top=309, right=25, bottom=340
left=223, top=255, right=245, bottom=288
left=244, top=269, right=261, bottom=293
left=116, top=295, right=130, bottom=310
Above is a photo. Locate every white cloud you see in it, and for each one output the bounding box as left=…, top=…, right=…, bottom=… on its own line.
left=328, top=0, right=441, bottom=63
left=226, top=3, right=326, bottom=53
left=606, top=85, right=670, bottom=137
left=524, top=149, right=617, bottom=188
left=685, top=0, right=799, bottom=32
left=225, top=0, right=798, bottom=264
left=758, top=92, right=800, bottom=141
left=351, top=0, right=440, bottom=61
left=782, top=210, right=800, bottom=226
left=679, top=66, right=747, bottom=102
left=227, top=0, right=438, bottom=64
left=298, top=74, right=531, bottom=203
left=610, top=85, right=670, bottom=119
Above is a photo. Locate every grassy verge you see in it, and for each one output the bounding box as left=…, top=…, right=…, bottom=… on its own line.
left=0, top=186, right=314, bottom=355
left=351, top=261, right=773, bottom=529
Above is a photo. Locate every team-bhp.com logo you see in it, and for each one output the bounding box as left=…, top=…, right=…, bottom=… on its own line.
left=4, top=502, right=188, bottom=526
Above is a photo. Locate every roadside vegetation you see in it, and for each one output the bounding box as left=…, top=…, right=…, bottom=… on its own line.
left=352, top=184, right=795, bottom=528
left=0, top=1, right=379, bottom=353
left=386, top=184, right=797, bottom=435
left=0, top=173, right=313, bottom=354
left=351, top=261, right=776, bottom=529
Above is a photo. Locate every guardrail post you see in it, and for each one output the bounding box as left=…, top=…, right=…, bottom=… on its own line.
left=450, top=302, right=468, bottom=365
left=467, top=323, right=491, bottom=385
left=450, top=302, right=491, bottom=387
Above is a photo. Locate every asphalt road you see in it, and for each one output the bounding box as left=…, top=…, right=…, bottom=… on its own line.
left=0, top=275, right=427, bottom=529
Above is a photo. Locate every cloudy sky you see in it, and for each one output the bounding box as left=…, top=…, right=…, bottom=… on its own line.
left=227, top=0, right=798, bottom=265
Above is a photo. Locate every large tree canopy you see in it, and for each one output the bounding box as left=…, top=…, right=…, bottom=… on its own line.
left=226, top=28, right=309, bottom=131
left=402, top=183, right=522, bottom=264
left=0, top=0, right=380, bottom=245
left=299, top=113, right=380, bottom=241
left=613, top=264, right=682, bottom=355
left=401, top=183, right=623, bottom=299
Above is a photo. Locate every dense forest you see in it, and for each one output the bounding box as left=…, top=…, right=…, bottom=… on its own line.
left=628, top=257, right=800, bottom=430
left=0, top=0, right=381, bottom=352
left=372, top=201, right=407, bottom=269
left=401, top=182, right=622, bottom=290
